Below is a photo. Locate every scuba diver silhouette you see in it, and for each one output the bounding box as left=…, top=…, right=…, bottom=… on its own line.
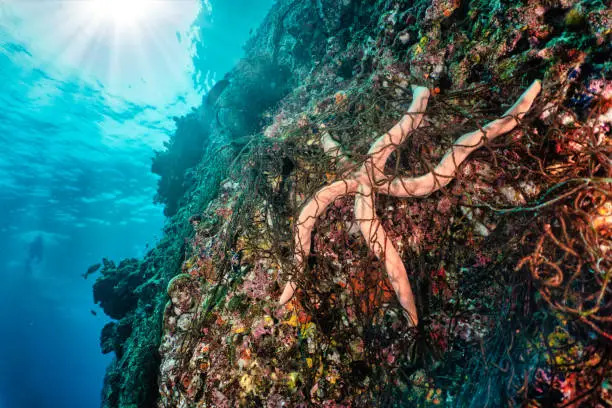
left=25, top=234, right=44, bottom=274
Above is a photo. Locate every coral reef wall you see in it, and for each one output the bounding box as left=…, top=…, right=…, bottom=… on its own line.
left=93, top=0, right=611, bottom=407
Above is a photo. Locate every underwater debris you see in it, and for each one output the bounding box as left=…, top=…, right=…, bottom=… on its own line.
left=95, top=0, right=612, bottom=407
left=279, top=80, right=542, bottom=327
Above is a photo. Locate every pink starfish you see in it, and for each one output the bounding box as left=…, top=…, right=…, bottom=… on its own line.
left=280, top=80, right=542, bottom=326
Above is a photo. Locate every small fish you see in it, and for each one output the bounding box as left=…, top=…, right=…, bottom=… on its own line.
left=90, top=310, right=97, bottom=316
left=82, top=262, right=102, bottom=279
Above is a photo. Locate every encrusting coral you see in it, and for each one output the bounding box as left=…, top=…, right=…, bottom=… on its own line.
left=93, top=0, right=611, bottom=406
left=280, top=80, right=542, bottom=326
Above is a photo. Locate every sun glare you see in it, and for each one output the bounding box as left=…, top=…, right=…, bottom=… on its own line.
left=10, top=0, right=200, bottom=103
left=88, top=0, right=157, bottom=28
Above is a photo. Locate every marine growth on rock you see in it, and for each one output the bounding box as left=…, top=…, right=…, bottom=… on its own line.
left=92, top=1, right=612, bottom=407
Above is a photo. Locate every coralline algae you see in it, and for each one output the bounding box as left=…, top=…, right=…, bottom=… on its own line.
left=92, top=1, right=611, bottom=407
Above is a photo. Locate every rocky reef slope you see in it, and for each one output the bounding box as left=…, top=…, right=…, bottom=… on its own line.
left=92, top=0, right=611, bottom=407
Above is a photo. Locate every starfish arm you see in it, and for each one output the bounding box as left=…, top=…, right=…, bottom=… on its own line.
left=279, top=179, right=360, bottom=305
left=321, top=131, right=356, bottom=170
left=365, top=86, right=431, bottom=183
left=279, top=281, right=298, bottom=306
left=378, top=80, right=542, bottom=198
left=354, top=184, right=418, bottom=325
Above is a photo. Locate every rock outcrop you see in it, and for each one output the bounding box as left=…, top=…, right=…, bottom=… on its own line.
left=94, top=0, right=611, bottom=407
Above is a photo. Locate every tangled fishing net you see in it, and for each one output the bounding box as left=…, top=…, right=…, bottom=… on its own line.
left=158, top=71, right=610, bottom=406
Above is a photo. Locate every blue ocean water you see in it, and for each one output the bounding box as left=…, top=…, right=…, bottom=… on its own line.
left=0, top=1, right=272, bottom=407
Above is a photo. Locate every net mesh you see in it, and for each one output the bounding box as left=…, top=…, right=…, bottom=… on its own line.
left=166, top=75, right=610, bottom=406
